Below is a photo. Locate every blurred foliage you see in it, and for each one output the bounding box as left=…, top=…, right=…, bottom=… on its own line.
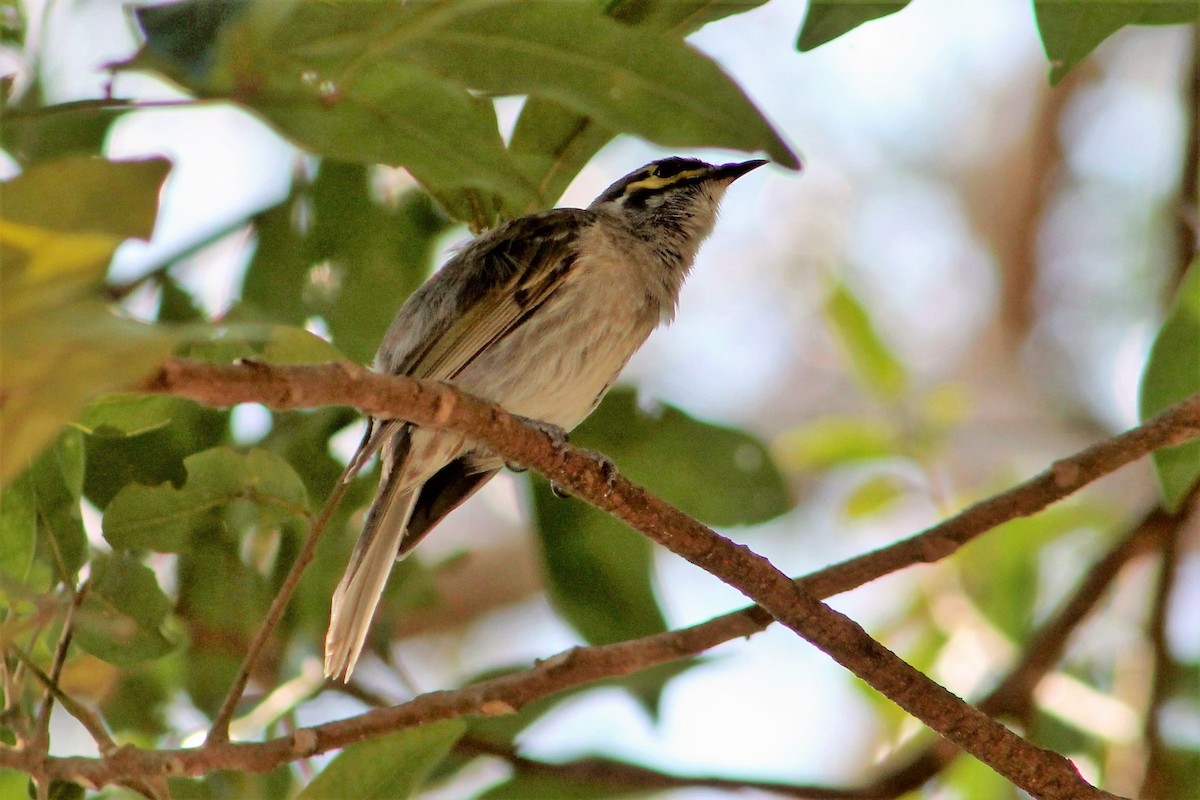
left=797, top=1, right=913, bottom=52
left=1141, top=257, right=1200, bottom=511
left=296, top=721, right=466, bottom=800
left=0, top=0, right=1197, bottom=798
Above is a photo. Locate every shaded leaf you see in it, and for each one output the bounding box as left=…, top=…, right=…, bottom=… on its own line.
left=483, top=0, right=772, bottom=215
left=75, top=552, right=175, bottom=665
left=575, top=389, right=789, bottom=525
left=0, top=158, right=173, bottom=481
left=0, top=99, right=126, bottom=166
left=74, top=394, right=185, bottom=437
left=135, top=0, right=249, bottom=79
left=960, top=502, right=1115, bottom=640
left=1034, top=0, right=1200, bottom=85
left=242, top=166, right=452, bottom=364
left=797, top=1, right=912, bottom=51
left=126, top=1, right=536, bottom=214
left=168, top=765, right=294, bottom=800
left=0, top=471, right=37, bottom=585
left=297, top=720, right=465, bottom=800
left=104, top=447, right=309, bottom=552
left=29, top=430, right=88, bottom=585
left=396, top=1, right=797, bottom=169
left=824, top=280, right=907, bottom=399
left=177, top=321, right=345, bottom=365
left=533, top=477, right=666, bottom=647
left=505, top=99, right=616, bottom=213
left=606, top=0, right=769, bottom=30
left=100, top=666, right=171, bottom=737
left=83, top=400, right=229, bottom=511
left=480, top=771, right=643, bottom=800
left=1140, top=257, right=1200, bottom=512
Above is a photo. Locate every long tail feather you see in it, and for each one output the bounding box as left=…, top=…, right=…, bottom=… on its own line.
left=324, top=465, right=417, bottom=681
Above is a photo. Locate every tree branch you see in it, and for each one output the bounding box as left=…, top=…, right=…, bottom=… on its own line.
left=133, top=358, right=1200, bottom=797
left=9, top=359, right=1196, bottom=793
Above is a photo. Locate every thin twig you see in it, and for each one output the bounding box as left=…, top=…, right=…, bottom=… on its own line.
left=206, top=473, right=355, bottom=744
left=1139, top=508, right=1188, bottom=796
left=32, top=582, right=88, bottom=752
left=9, top=645, right=116, bottom=756
left=456, top=735, right=883, bottom=799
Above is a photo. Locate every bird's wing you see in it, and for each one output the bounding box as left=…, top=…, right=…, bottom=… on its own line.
left=340, top=209, right=588, bottom=481
left=390, top=208, right=587, bottom=382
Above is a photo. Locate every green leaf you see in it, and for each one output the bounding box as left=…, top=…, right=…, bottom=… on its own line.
left=533, top=477, right=667, bottom=647
left=960, top=502, right=1115, bottom=639
left=1, top=155, right=170, bottom=239
left=104, top=447, right=310, bottom=552
left=574, top=389, right=791, bottom=526
left=773, top=415, right=899, bottom=472
left=796, top=1, right=913, bottom=51
left=101, top=667, right=171, bottom=737
left=606, top=0, right=770, bottom=30
left=531, top=389, right=788, bottom=650
left=177, top=321, right=346, bottom=365
left=0, top=99, right=126, bottom=166
left=0, top=472, right=37, bottom=586
left=504, top=99, right=616, bottom=213
left=126, top=1, right=537, bottom=215
left=242, top=165, right=452, bottom=364
left=0, top=157, right=174, bottom=482
left=841, top=473, right=906, bottom=519
left=74, top=394, right=185, bottom=437
left=168, top=765, right=295, bottom=800
left=82, top=399, right=229, bottom=511
left=297, top=720, right=465, bottom=800
left=30, top=430, right=88, bottom=585
left=75, top=552, right=175, bottom=665
left=1034, top=0, right=1200, bottom=85
left=396, top=1, right=797, bottom=169
left=480, top=771, right=641, bottom=800
left=134, top=0, right=249, bottom=79
left=824, top=280, right=907, bottom=399
left=483, top=0, right=772, bottom=215
left=1140, top=257, right=1200, bottom=512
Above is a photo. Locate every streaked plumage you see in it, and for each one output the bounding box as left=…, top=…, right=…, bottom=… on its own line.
left=325, top=157, right=766, bottom=680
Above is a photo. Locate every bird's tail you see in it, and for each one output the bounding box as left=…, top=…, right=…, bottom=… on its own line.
left=324, top=463, right=418, bottom=682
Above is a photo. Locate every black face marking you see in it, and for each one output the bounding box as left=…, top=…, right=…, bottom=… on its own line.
left=651, top=157, right=707, bottom=180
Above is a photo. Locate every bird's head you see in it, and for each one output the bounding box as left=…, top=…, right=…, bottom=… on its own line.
left=588, top=157, right=767, bottom=241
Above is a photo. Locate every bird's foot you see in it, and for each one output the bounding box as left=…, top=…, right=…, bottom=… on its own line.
left=550, top=449, right=618, bottom=500
left=508, top=416, right=570, bottom=474
left=516, top=416, right=570, bottom=448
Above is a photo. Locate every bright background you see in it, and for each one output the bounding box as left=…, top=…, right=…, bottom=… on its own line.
left=9, top=0, right=1196, bottom=795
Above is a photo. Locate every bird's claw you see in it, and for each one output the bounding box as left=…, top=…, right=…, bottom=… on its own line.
left=579, top=448, right=619, bottom=487
left=549, top=450, right=618, bottom=500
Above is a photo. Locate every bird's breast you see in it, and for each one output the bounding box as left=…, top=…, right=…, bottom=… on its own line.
left=454, top=247, right=662, bottom=429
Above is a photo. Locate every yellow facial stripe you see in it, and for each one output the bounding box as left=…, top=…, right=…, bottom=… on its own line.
left=623, top=167, right=709, bottom=194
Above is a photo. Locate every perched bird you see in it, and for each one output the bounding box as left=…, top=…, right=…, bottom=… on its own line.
left=325, top=156, right=767, bottom=680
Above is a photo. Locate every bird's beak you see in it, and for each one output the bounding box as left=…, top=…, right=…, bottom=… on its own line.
left=709, top=159, right=769, bottom=182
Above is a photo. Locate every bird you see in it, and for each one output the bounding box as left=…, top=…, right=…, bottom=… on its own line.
left=324, top=156, right=768, bottom=681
